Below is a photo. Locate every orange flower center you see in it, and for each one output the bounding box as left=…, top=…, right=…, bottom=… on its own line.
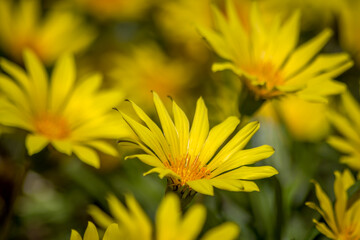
left=244, top=61, right=284, bottom=99
left=339, top=225, right=360, bottom=240
left=164, top=154, right=211, bottom=186
left=34, top=113, right=71, bottom=140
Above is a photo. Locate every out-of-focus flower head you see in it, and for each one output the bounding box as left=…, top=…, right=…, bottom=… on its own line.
left=199, top=0, right=352, bottom=102
left=155, top=0, right=213, bottom=62
left=70, top=222, right=121, bottom=240
left=119, top=92, right=278, bottom=196
left=0, top=0, right=96, bottom=65
left=88, top=193, right=240, bottom=240
left=258, top=96, right=330, bottom=142
left=0, top=50, right=129, bottom=168
left=306, top=169, right=360, bottom=239
left=338, top=1, right=360, bottom=66
left=74, top=0, right=156, bottom=21
left=327, top=91, right=360, bottom=172
left=259, top=0, right=344, bottom=31
left=109, top=43, right=194, bottom=111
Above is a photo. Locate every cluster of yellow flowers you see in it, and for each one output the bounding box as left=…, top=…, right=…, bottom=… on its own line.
left=1, top=0, right=360, bottom=239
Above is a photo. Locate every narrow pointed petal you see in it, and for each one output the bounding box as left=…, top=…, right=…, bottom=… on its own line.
left=26, top=134, right=49, bottom=155
left=72, top=145, right=100, bottom=168
left=188, top=97, right=209, bottom=159
left=153, top=92, right=180, bottom=158
left=198, top=116, right=240, bottom=165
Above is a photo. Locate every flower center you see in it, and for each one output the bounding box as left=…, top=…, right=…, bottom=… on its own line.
left=34, top=113, right=71, bottom=140
left=164, top=154, right=211, bottom=186
left=244, top=61, right=284, bottom=99
left=339, top=225, right=360, bottom=240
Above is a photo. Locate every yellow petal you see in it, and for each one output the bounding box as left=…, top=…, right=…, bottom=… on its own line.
left=153, top=92, right=180, bottom=158
left=342, top=91, right=360, bottom=132
left=328, top=111, right=360, bottom=146
left=188, top=97, right=209, bottom=159
left=327, top=136, right=355, bottom=154
left=128, top=99, right=171, bottom=159
left=289, top=53, right=352, bottom=84
left=201, top=222, right=240, bottom=240
left=197, top=26, right=231, bottom=60
left=312, top=181, right=338, bottom=234
left=83, top=222, right=99, bottom=240
left=156, top=193, right=181, bottom=240
left=125, top=154, right=163, bottom=168
left=312, top=219, right=336, bottom=239
left=282, top=29, right=333, bottom=79
left=187, top=179, right=214, bottom=196
left=199, top=116, right=240, bottom=166
left=334, top=171, right=346, bottom=230
left=88, top=205, right=114, bottom=229
left=0, top=74, right=31, bottom=114
left=107, top=194, right=133, bottom=232
left=26, top=134, right=49, bottom=155
left=208, top=121, right=259, bottom=170
left=23, top=49, right=48, bottom=113
left=70, top=230, right=83, bottom=240
left=86, top=141, right=118, bottom=157
left=216, top=166, right=278, bottom=180
left=340, top=155, right=360, bottom=171
left=172, top=100, right=190, bottom=156
left=272, top=10, right=300, bottom=68
left=103, top=224, right=122, bottom=240
left=126, top=195, right=152, bottom=240
left=0, top=58, right=32, bottom=96
left=121, top=112, right=168, bottom=164
left=50, top=53, right=76, bottom=113
left=178, top=204, right=206, bottom=240
left=209, top=179, right=259, bottom=192
left=52, top=140, right=72, bottom=155
left=143, top=167, right=180, bottom=180
left=72, top=145, right=100, bottom=168
left=211, top=145, right=274, bottom=177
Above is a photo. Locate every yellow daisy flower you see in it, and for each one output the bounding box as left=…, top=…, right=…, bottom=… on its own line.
left=327, top=91, right=360, bottom=171
left=339, top=0, right=360, bottom=66
left=0, top=0, right=96, bottom=64
left=109, top=43, right=194, bottom=111
left=306, top=169, right=360, bottom=239
left=70, top=222, right=121, bottom=240
left=258, top=96, right=330, bottom=142
left=155, top=0, right=213, bottom=62
left=88, top=193, right=240, bottom=240
left=119, top=92, right=278, bottom=196
left=199, top=0, right=352, bottom=102
left=0, top=50, right=128, bottom=168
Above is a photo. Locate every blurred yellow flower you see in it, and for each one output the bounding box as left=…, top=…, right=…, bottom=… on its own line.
left=155, top=0, right=212, bottom=62
left=306, top=169, right=360, bottom=239
left=327, top=91, right=360, bottom=171
left=109, top=43, right=194, bottom=110
left=0, top=0, right=96, bottom=65
left=75, top=0, right=155, bottom=21
left=199, top=0, right=352, bottom=102
left=89, top=193, right=240, bottom=240
left=0, top=50, right=128, bottom=168
left=70, top=222, right=121, bottom=240
left=119, top=92, right=278, bottom=196
left=258, top=96, right=330, bottom=142
left=339, top=1, right=360, bottom=66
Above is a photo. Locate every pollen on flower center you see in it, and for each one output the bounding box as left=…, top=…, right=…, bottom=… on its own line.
left=164, top=154, right=211, bottom=185
left=244, top=61, right=284, bottom=98
left=34, top=113, right=71, bottom=140
left=339, top=225, right=359, bottom=240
